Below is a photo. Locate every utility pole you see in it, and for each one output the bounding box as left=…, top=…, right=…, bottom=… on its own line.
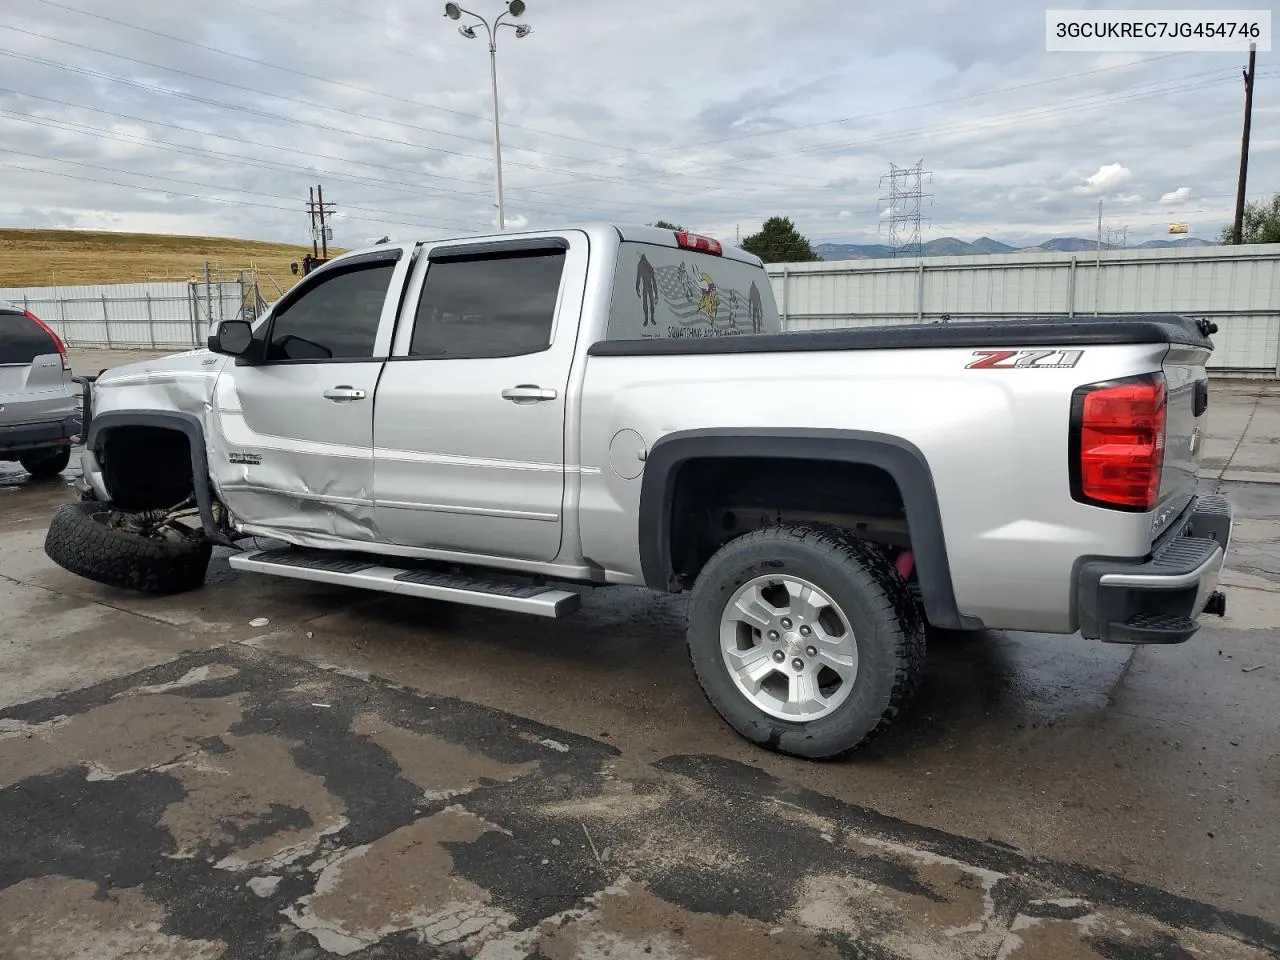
left=1231, top=42, right=1257, bottom=245
left=317, top=183, right=330, bottom=259
left=308, top=186, right=318, bottom=259
left=204, top=260, right=213, bottom=335
left=1094, top=198, right=1102, bottom=316
left=302, top=184, right=336, bottom=275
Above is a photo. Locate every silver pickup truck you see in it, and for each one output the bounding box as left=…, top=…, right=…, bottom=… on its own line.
left=47, top=224, right=1232, bottom=758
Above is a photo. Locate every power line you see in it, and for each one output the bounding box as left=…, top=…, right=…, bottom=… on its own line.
left=662, top=47, right=1238, bottom=153
left=12, top=8, right=836, bottom=194
left=42, top=8, right=1231, bottom=206
left=0, top=105, right=490, bottom=206
left=0, top=92, right=775, bottom=222
left=223, top=0, right=650, bottom=159
left=0, top=146, right=481, bottom=231
left=704, top=70, right=1240, bottom=170
left=0, top=159, right=464, bottom=232
left=0, top=110, right=754, bottom=231
left=521, top=69, right=1240, bottom=202
left=0, top=43, right=842, bottom=206
left=28, top=0, right=629, bottom=157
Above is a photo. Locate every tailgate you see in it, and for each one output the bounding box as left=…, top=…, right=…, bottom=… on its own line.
left=0, top=353, right=65, bottom=390
left=0, top=363, right=78, bottom=427
left=1, top=307, right=75, bottom=428
left=1155, top=343, right=1211, bottom=535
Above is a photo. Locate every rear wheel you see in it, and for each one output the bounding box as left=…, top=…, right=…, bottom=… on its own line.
left=44, top=501, right=212, bottom=594
left=687, top=523, right=925, bottom=759
left=20, top=446, right=71, bottom=480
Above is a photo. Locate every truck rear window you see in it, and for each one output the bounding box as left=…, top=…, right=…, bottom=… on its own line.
left=607, top=242, right=781, bottom=341
left=0, top=309, right=58, bottom=365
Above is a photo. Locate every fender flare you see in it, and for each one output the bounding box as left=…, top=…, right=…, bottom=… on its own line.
left=86, top=410, right=230, bottom=546
left=637, top=428, right=979, bottom=630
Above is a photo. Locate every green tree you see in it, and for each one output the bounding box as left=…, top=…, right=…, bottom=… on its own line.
left=650, top=220, right=684, bottom=231
left=1220, top=193, right=1280, bottom=244
left=740, top=216, right=820, bottom=262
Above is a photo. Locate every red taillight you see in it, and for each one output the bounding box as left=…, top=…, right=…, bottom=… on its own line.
left=24, top=309, right=70, bottom=371
left=1071, top=375, right=1167, bottom=511
left=675, top=231, right=722, bottom=256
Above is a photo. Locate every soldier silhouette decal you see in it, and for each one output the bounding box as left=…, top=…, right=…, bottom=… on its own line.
left=748, top=281, right=764, bottom=334
left=635, top=253, right=658, bottom=327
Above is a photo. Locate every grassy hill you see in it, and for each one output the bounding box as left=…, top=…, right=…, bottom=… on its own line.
left=0, top=229, right=342, bottom=293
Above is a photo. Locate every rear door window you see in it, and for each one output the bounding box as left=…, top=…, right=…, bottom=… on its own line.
left=608, top=242, right=781, bottom=341
left=0, top=309, right=58, bottom=365
left=408, top=250, right=566, bottom=359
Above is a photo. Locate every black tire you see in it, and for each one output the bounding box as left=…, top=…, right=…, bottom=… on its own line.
left=44, top=501, right=212, bottom=594
left=20, top=446, right=71, bottom=480
left=687, top=523, right=926, bottom=759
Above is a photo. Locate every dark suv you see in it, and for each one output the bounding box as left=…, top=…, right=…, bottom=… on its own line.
left=0, top=303, right=78, bottom=479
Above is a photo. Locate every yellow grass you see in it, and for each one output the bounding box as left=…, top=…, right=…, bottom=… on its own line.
left=0, top=228, right=345, bottom=293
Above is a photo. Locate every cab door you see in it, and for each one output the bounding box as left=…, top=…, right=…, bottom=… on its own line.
left=372, top=233, right=587, bottom=561
left=211, top=247, right=412, bottom=541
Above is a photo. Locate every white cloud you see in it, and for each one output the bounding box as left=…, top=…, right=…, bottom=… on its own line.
left=1074, top=163, right=1134, bottom=196
left=1160, top=186, right=1193, bottom=204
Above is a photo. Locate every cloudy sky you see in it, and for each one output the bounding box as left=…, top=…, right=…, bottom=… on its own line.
left=0, top=0, right=1275, bottom=249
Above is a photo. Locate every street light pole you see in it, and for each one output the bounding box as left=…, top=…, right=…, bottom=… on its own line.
left=487, top=35, right=504, bottom=230
left=444, top=1, right=532, bottom=231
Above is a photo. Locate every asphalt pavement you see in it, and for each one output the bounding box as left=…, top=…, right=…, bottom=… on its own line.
left=0, top=356, right=1277, bottom=959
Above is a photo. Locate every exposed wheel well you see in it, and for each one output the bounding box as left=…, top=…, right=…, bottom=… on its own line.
left=667, top=456, right=910, bottom=587
left=97, top=425, right=194, bottom=511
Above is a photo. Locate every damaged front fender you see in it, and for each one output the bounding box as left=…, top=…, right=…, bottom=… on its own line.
left=83, top=351, right=235, bottom=545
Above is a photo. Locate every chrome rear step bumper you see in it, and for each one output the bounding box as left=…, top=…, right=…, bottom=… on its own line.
left=1077, top=494, right=1233, bottom=644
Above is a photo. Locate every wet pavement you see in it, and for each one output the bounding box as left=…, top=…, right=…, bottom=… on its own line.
left=0, top=371, right=1278, bottom=958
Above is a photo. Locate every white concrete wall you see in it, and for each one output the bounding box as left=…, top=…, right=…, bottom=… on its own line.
left=767, top=244, right=1280, bottom=377
left=0, top=280, right=246, bottom=349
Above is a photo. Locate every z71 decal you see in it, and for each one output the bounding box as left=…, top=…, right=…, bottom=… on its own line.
left=966, top=349, right=1085, bottom=369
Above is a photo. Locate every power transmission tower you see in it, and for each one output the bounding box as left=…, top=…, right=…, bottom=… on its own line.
left=1104, top=225, right=1128, bottom=249
left=303, top=184, right=337, bottom=275
left=878, top=160, right=932, bottom=257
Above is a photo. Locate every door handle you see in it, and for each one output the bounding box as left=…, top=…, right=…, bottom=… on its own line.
left=323, top=385, right=366, bottom=402
left=501, top=385, right=557, bottom=403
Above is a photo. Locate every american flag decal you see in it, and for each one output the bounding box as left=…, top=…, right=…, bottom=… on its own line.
left=652, top=262, right=743, bottom=329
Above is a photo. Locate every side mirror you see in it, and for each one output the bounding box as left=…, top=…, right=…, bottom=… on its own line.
left=208, top=319, right=254, bottom=357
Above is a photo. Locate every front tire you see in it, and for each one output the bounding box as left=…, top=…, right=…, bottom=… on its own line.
left=44, top=501, right=212, bottom=594
left=20, top=446, right=71, bottom=480
left=687, top=523, right=925, bottom=759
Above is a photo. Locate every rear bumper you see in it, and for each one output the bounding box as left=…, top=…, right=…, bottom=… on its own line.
left=1077, top=494, right=1233, bottom=643
left=0, top=414, right=80, bottom=456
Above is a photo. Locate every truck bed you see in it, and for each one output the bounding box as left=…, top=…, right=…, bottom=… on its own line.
left=588, top=315, right=1213, bottom=356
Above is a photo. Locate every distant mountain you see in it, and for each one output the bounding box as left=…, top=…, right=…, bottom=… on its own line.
left=1032, top=237, right=1101, bottom=252
left=1134, top=237, right=1216, bottom=249
left=918, top=237, right=979, bottom=256
left=813, top=242, right=896, bottom=260
left=969, top=236, right=1017, bottom=254
left=813, top=235, right=1213, bottom=261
